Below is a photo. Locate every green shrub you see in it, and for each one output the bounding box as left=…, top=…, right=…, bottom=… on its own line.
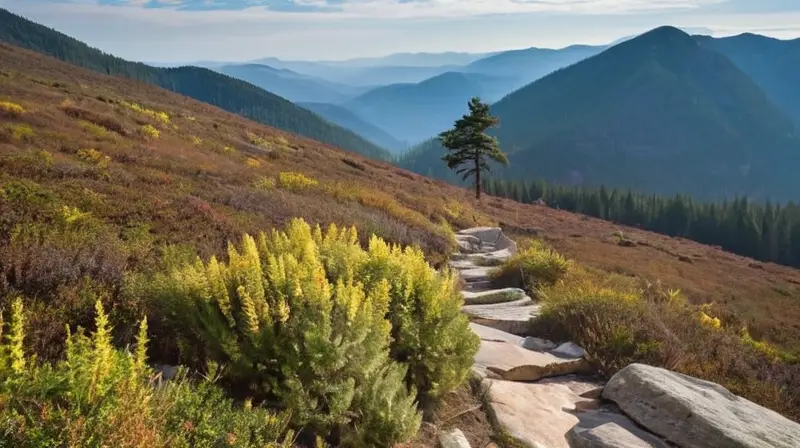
left=139, top=124, right=160, bottom=140
left=0, top=298, right=294, bottom=448
left=490, top=240, right=570, bottom=293
left=0, top=100, right=25, bottom=117
left=278, top=171, right=317, bottom=190
left=135, top=218, right=478, bottom=443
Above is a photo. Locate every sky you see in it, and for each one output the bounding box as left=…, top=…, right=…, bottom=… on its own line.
left=1, top=0, right=799, bottom=62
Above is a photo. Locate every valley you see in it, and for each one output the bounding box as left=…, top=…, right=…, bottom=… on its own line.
left=1, top=4, right=800, bottom=447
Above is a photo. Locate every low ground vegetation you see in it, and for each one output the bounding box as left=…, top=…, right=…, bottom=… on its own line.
left=497, top=241, right=800, bottom=420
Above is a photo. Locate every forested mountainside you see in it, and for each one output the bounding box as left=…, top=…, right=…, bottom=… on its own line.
left=0, top=8, right=393, bottom=161
left=696, top=33, right=800, bottom=123
left=484, top=178, right=800, bottom=269
left=401, top=26, right=800, bottom=201
left=298, top=101, right=408, bottom=153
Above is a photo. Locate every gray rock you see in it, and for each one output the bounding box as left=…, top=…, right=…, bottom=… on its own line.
left=521, top=336, right=558, bottom=351
left=462, top=288, right=526, bottom=305
left=553, top=342, right=587, bottom=358
left=603, top=363, right=800, bottom=448
left=462, top=298, right=540, bottom=335
left=567, top=422, right=660, bottom=448
left=439, top=428, right=471, bottom=448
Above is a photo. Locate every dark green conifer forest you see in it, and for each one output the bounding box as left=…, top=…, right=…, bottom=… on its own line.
left=484, top=178, right=800, bottom=268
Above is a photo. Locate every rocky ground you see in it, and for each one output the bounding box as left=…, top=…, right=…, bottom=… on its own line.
left=445, top=227, right=800, bottom=448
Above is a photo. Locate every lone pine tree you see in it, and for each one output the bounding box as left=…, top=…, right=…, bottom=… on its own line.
left=439, top=97, right=508, bottom=199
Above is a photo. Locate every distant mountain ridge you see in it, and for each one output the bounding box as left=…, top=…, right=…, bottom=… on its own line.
left=400, top=26, right=800, bottom=201
left=298, top=102, right=408, bottom=153
left=345, top=71, right=515, bottom=145
left=0, top=8, right=393, bottom=161
left=215, top=63, right=368, bottom=103
left=695, top=33, right=800, bottom=123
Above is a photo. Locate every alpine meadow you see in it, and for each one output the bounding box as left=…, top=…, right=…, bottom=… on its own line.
left=1, top=4, right=800, bottom=448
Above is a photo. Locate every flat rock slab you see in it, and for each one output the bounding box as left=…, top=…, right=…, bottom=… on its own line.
left=567, top=408, right=670, bottom=448
left=469, top=322, right=524, bottom=345
left=603, top=363, right=800, bottom=448
left=460, top=266, right=496, bottom=282
left=473, top=338, right=589, bottom=381
left=462, top=288, right=527, bottom=305
left=462, top=298, right=540, bottom=335
left=466, top=249, right=515, bottom=266
left=457, top=227, right=503, bottom=244
left=483, top=376, right=605, bottom=448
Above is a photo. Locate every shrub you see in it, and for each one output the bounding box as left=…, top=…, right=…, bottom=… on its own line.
left=122, top=101, right=170, bottom=124
left=0, top=100, right=25, bottom=117
left=278, top=171, right=318, bottom=190
left=76, top=148, right=111, bottom=170
left=61, top=102, right=128, bottom=136
left=79, top=119, right=114, bottom=139
left=190, top=136, right=203, bottom=146
left=490, top=240, right=571, bottom=294
left=252, top=176, right=276, bottom=191
left=245, top=157, right=261, bottom=168
left=139, top=124, right=160, bottom=140
left=0, top=298, right=295, bottom=448
left=135, top=218, right=477, bottom=442
left=530, top=262, right=800, bottom=421
left=6, top=123, right=35, bottom=141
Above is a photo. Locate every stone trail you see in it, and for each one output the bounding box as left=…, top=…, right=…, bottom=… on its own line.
left=449, top=227, right=800, bottom=448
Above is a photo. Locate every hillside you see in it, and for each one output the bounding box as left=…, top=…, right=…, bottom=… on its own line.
left=345, top=71, right=511, bottom=144
left=696, top=33, right=800, bottom=123
left=297, top=101, right=408, bottom=153
left=3, top=38, right=800, bottom=357
left=402, top=26, right=800, bottom=200
left=0, top=8, right=392, bottom=161
left=216, top=63, right=366, bottom=104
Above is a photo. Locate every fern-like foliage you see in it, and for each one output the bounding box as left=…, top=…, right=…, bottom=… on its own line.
left=139, top=218, right=478, bottom=445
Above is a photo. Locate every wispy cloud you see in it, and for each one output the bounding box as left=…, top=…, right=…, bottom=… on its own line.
left=58, top=0, right=728, bottom=19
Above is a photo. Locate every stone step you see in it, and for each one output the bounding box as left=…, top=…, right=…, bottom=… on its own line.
left=464, top=280, right=494, bottom=292
left=460, top=266, right=495, bottom=282
left=462, top=288, right=526, bottom=305
left=462, top=298, right=541, bottom=335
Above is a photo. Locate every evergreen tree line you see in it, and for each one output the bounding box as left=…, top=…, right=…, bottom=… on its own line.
left=483, top=178, right=800, bottom=268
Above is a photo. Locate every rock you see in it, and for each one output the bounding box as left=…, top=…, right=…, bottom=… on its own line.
left=462, top=288, right=526, bottom=305
left=473, top=338, right=589, bottom=381
left=567, top=422, right=660, bottom=448
left=154, top=364, right=180, bottom=380
left=468, top=248, right=515, bottom=266
left=567, top=408, right=670, bottom=448
left=458, top=227, right=502, bottom=244
left=603, top=363, right=800, bottom=448
left=462, top=298, right=540, bottom=335
left=460, top=266, right=495, bottom=282
left=553, top=342, right=586, bottom=358
left=579, top=387, right=604, bottom=400
left=469, top=322, right=524, bottom=345
left=439, top=428, right=471, bottom=448
left=483, top=377, right=605, bottom=448
left=455, top=234, right=481, bottom=254
left=521, top=336, right=558, bottom=351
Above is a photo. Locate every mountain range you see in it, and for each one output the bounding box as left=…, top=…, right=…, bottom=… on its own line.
left=400, top=26, right=800, bottom=201
left=3, top=7, right=800, bottom=202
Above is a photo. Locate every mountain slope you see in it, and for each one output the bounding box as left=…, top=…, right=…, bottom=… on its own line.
left=696, top=33, right=800, bottom=123
left=345, top=71, right=511, bottom=144
left=0, top=8, right=392, bottom=161
left=401, top=26, right=800, bottom=200
left=298, top=101, right=408, bottom=152
left=460, top=44, right=606, bottom=94
left=216, top=63, right=366, bottom=103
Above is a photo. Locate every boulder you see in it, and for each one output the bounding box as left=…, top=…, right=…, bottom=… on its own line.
left=553, top=342, right=586, bottom=358
left=439, top=428, right=471, bottom=448
left=603, top=363, right=800, bottom=448
left=455, top=234, right=481, bottom=254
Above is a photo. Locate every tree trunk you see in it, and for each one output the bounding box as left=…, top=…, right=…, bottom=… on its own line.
left=474, top=157, right=481, bottom=200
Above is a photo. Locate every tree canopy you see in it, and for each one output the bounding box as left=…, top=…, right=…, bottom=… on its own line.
left=439, top=97, right=508, bottom=199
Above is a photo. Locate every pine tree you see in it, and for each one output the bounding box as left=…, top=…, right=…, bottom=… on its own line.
left=439, top=97, right=508, bottom=199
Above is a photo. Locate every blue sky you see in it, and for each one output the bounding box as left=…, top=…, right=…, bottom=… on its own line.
left=2, top=0, right=799, bottom=62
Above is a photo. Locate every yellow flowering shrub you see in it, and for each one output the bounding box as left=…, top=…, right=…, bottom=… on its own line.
left=278, top=171, right=317, bottom=190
